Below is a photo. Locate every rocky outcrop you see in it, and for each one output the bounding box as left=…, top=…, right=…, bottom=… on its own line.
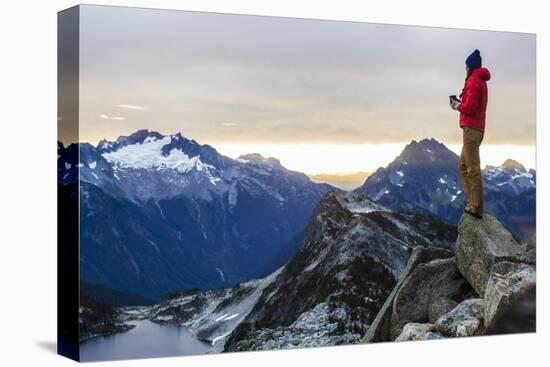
left=484, top=261, right=536, bottom=334
left=362, top=246, right=454, bottom=343
left=456, top=214, right=526, bottom=296
left=392, top=298, right=484, bottom=340
left=364, top=213, right=536, bottom=344
left=224, top=191, right=457, bottom=351
left=434, top=299, right=484, bottom=337
left=395, top=323, right=442, bottom=342
left=429, top=298, right=458, bottom=324
left=389, top=257, right=471, bottom=339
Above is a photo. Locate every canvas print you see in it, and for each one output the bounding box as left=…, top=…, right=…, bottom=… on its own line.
left=57, top=5, right=536, bottom=362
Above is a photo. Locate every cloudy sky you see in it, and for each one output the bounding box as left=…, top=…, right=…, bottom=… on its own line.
left=76, top=5, right=536, bottom=174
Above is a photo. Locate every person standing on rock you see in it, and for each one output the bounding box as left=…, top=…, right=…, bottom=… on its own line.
left=450, top=49, right=491, bottom=219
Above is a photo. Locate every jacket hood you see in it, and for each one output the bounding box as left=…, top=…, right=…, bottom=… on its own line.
left=471, top=67, right=491, bottom=81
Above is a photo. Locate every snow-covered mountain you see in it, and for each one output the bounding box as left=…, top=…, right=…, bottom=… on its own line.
left=355, top=138, right=462, bottom=218
left=58, top=130, right=333, bottom=300
left=484, top=159, right=536, bottom=196
left=354, top=138, right=536, bottom=241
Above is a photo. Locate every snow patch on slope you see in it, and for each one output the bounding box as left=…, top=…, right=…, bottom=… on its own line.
left=335, top=191, right=387, bottom=214
left=147, top=266, right=285, bottom=351
left=102, top=136, right=215, bottom=173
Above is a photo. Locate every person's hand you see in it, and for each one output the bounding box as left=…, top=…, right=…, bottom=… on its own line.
left=450, top=99, right=460, bottom=111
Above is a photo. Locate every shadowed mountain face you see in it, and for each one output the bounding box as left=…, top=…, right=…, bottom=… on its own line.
left=80, top=281, right=155, bottom=307
left=354, top=138, right=535, bottom=241
left=223, top=191, right=457, bottom=351
left=58, top=130, right=333, bottom=300
left=58, top=133, right=533, bottom=302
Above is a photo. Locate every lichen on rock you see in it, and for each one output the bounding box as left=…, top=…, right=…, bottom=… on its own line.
left=389, top=257, right=471, bottom=339
left=456, top=214, right=526, bottom=296
left=362, top=246, right=454, bottom=343
left=395, top=323, right=442, bottom=342
left=429, top=298, right=458, bottom=324
left=434, top=298, right=484, bottom=337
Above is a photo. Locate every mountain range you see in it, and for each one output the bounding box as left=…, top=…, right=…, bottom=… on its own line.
left=59, top=132, right=535, bottom=303
left=354, top=138, right=536, bottom=241
left=58, top=129, right=333, bottom=300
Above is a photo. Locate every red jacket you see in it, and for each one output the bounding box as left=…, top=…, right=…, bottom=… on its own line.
left=458, top=67, right=491, bottom=132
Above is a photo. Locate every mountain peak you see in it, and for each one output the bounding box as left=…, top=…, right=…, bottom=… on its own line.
left=117, top=129, right=165, bottom=143
left=97, top=129, right=165, bottom=150
left=354, top=137, right=461, bottom=213
left=97, top=130, right=201, bottom=153
left=239, top=153, right=265, bottom=161
left=171, top=132, right=185, bottom=140
left=239, top=153, right=281, bottom=165
left=416, top=137, right=444, bottom=148
left=396, top=137, right=456, bottom=166
left=405, top=137, right=445, bottom=151
left=419, top=137, right=438, bottom=143
left=501, top=159, right=526, bottom=172
left=97, top=139, right=109, bottom=148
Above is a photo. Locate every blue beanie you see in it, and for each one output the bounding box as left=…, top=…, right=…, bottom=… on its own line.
left=466, top=49, right=482, bottom=69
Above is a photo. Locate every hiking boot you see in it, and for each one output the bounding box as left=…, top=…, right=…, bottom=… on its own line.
left=464, top=208, right=483, bottom=219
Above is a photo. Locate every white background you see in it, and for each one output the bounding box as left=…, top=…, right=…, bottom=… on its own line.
left=0, top=0, right=546, bottom=366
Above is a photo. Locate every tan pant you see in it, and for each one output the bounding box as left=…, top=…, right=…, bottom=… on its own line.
left=459, top=127, right=484, bottom=214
